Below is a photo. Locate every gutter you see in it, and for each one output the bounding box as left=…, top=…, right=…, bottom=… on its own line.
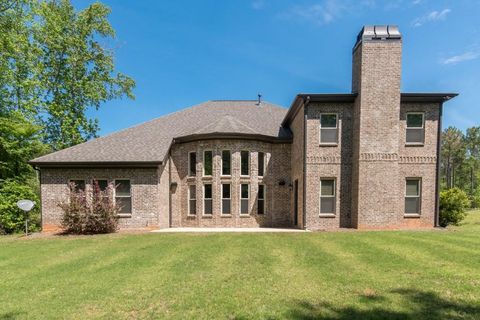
left=434, top=102, right=444, bottom=227
left=302, top=96, right=310, bottom=230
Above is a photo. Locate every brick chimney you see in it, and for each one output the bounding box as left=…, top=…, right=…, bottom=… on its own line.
left=350, top=25, right=403, bottom=228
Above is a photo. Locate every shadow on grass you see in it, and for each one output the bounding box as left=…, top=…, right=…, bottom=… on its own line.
left=0, top=311, right=26, bottom=320
left=287, top=288, right=480, bottom=320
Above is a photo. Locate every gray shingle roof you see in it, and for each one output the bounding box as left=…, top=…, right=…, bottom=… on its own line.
left=30, top=100, right=291, bottom=165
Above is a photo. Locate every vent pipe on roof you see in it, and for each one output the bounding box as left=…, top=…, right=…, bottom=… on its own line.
left=257, top=93, right=262, bottom=106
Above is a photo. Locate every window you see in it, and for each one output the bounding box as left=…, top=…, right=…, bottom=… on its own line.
left=258, top=152, right=265, bottom=177
left=69, top=180, right=85, bottom=193
left=222, top=150, right=231, bottom=176
left=203, top=184, right=212, bottom=215
left=221, top=183, right=231, bottom=214
left=115, top=180, right=132, bottom=214
left=240, top=184, right=249, bottom=214
left=241, top=151, right=249, bottom=176
left=203, top=151, right=213, bottom=176
left=405, top=178, right=421, bottom=214
left=406, top=113, right=424, bottom=144
left=258, top=184, right=265, bottom=215
left=92, top=179, right=108, bottom=192
left=320, top=114, right=338, bottom=144
left=320, top=179, right=335, bottom=214
left=188, top=185, right=196, bottom=215
left=188, top=152, right=196, bottom=176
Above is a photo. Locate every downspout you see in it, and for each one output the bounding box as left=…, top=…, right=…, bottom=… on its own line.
left=168, top=147, right=172, bottom=228
left=434, top=102, right=444, bottom=227
left=33, top=166, right=42, bottom=231
left=302, top=96, right=310, bottom=230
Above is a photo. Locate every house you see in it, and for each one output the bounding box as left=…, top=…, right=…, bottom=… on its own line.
left=30, top=25, right=457, bottom=231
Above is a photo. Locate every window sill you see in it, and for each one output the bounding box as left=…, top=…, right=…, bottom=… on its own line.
left=319, top=213, right=336, bottom=218
left=220, top=214, right=232, bottom=218
left=240, top=175, right=250, bottom=179
left=239, top=214, right=250, bottom=218
left=405, top=143, right=424, bottom=147
left=186, top=176, right=196, bottom=181
left=201, top=214, right=213, bottom=218
left=220, top=175, right=232, bottom=179
left=319, top=143, right=338, bottom=147
left=187, top=215, right=196, bottom=218
left=404, top=213, right=421, bottom=218
left=201, top=176, right=213, bottom=180
left=117, top=214, right=132, bottom=218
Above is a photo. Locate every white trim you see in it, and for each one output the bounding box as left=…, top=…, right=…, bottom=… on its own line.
left=203, top=183, right=213, bottom=215
left=240, top=183, right=250, bottom=215
left=114, top=179, right=132, bottom=215
left=188, top=151, right=197, bottom=177
left=187, top=184, right=197, bottom=216
left=203, top=150, right=213, bottom=177
left=221, top=183, right=231, bottom=215
left=319, top=113, right=339, bottom=145
left=319, top=178, right=336, bottom=215
left=240, top=150, right=250, bottom=177
left=406, top=112, right=425, bottom=145
left=221, top=150, right=232, bottom=177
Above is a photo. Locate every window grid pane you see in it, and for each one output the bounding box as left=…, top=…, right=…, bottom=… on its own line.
left=258, top=185, right=265, bottom=215
left=115, top=180, right=131, bottom=197
left=320, top=179, right=335, bottom=214
left=320, top=128, right=338, bottom=144
left=222, top=150, right=231, bottom=175
left=69, top=180, right=85, bottom=192
left=241, top=151, right=249, bottom=175
left=204, top=151, right=213, bottom=176
left=204, top=184, right=212, bottom=215
left=407, top=114, right=424, bottom=128
left=406, top=128, right=424, bottom=144
left=320, top=114, right=337, bottom=128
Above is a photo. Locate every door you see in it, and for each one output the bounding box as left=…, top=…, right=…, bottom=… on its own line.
left=294, top=179, right=298, bottom=226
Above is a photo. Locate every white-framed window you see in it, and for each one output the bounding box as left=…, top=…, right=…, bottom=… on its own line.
left=405, top=178, right=421, bottom=214
left=240, top=183, right=249, bottom=214
left=115, top=179, right=132, bottom=214
left=406, top=113, right=425, bottom=144
left=240, top=151, right=249, bottom=176
left=188, top=185, right=196, bottom=216
left=319, top=113, right=338, bottom=144
left=93, top=179, right=108, bottom=192
left=221, top=183, right=231, bottom=215
left=203, top=150, right=213, bottom=176
left=203, top=183, right=213, bottom=215
left=69, top=179, right=85, bottom=193
left=188, top=152, right=196, bottom=177
left=221, top=150, right=231, bottom=176
left=320, top=179, right=335, bottom=214
left=258, top=152, right=265, bottom=177
left=258, top=184, right=265, bottom=215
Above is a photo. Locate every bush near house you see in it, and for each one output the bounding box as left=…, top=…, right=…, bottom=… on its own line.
left=59, top=181, right=119, bottom=234
left=439, top=187, right=470, bottom=227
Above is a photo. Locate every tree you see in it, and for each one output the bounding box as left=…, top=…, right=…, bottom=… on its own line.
left=464, top=126, right=480, bottom=195
left=439, top=187, right=470, bottom=227
left=441, top=127, right=466, bottom=189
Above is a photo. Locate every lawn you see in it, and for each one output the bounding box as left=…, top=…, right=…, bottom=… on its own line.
left=1, top=212, right=479, bottom=319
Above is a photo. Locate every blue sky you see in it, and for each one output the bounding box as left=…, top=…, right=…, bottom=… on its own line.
left=75, top=0, right=480, bottom=136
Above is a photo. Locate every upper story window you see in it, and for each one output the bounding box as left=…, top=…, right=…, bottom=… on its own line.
left=319, top=114, right=338, bottom=145
left=188, top=152, right=196, bottom=176
left=241, top=151, right=249, bottom=176
left=258, top=152, right=265, bottom=177
left=203, top=151, right=213, bottom=176
left=405, top=178, right=421, bottom=214
left=222, top=150, right=231, bottom=176
left=406, top=113, right=424, bottom=145
left=320, top=179, right=336, bottom=214
left=115, top=180, right=132, bottom=214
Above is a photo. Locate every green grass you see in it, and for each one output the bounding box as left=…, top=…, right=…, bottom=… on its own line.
left=1, top=212, right=480, bottom=319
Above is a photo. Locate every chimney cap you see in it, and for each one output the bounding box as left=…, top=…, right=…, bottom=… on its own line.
left=355, top=25, right=401, bottom=49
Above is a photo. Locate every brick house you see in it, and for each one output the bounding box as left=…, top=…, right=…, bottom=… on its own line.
left=30, top=25, right=457, bottom=231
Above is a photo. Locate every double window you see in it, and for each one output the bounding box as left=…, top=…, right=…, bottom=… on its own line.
left=188, top=185, right=196, bottom=215
left=222, top=184, right=231, bottom=214
left=320, top=179, right=336, bottom=214
left=241, top=151, right=249, bottom=176
left=203, top=151, right=213, bottom=176
left=405, top=178, right=421, bottom=214
left=240, top=184, right=249, bottom=214
left=258, top=184, right=265, bottom=215
left=319, top=114, right=338, bottom=144
left=115, top=180, right=132, bottom=214
left=222, top=150, right=231, bottom=176
left=203, top=184, right=213, bottom=215
left=406, top=113, right=424, bottom=144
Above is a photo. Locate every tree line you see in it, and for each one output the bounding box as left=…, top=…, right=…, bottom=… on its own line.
left=0, top=0, right=134, bottom=233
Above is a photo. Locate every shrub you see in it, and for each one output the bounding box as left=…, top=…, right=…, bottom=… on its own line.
left=59, top=181, right=119, bottom=234
left=470, top=186, right=480, bottom=209
left=0, top=179, right=40, bottom=234
left=439, top=187, right=470, bottom=227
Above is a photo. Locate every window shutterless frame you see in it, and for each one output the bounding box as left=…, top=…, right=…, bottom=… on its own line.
left=188, top=151, right=197, bottom=177
left=240, top=183, right=249, bottom=215
left=319, top=178, right=336, bottom=215
left=203, top=150, right=213, bottom=177
left=319, top=113, right=339, bottom=145
left=188, top=184, right=196, bottom=216
left=203, top=183, right=213, bottom=215
left=240, top=151, right=250, bottom=176
left=257, top=184, right=265, bottom=215
left=221, top=183, right=231, bottom=215
left=258, top=152, right=265, bottom=177
left=406, top=112, right=425, bottom=145
left=114, top=179, right=132, bottom=215
left=405, top=178, right=421, bottom=215
left=221, top=150, right=231, bottom=176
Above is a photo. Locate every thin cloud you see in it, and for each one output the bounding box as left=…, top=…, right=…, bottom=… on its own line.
left=412, top=8, right=451, bottom=27
left=442, top=51, right=480, bottom=65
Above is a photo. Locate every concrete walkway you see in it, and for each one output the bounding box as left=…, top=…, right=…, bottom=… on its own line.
left=151, top=227, right=307, bottom=233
